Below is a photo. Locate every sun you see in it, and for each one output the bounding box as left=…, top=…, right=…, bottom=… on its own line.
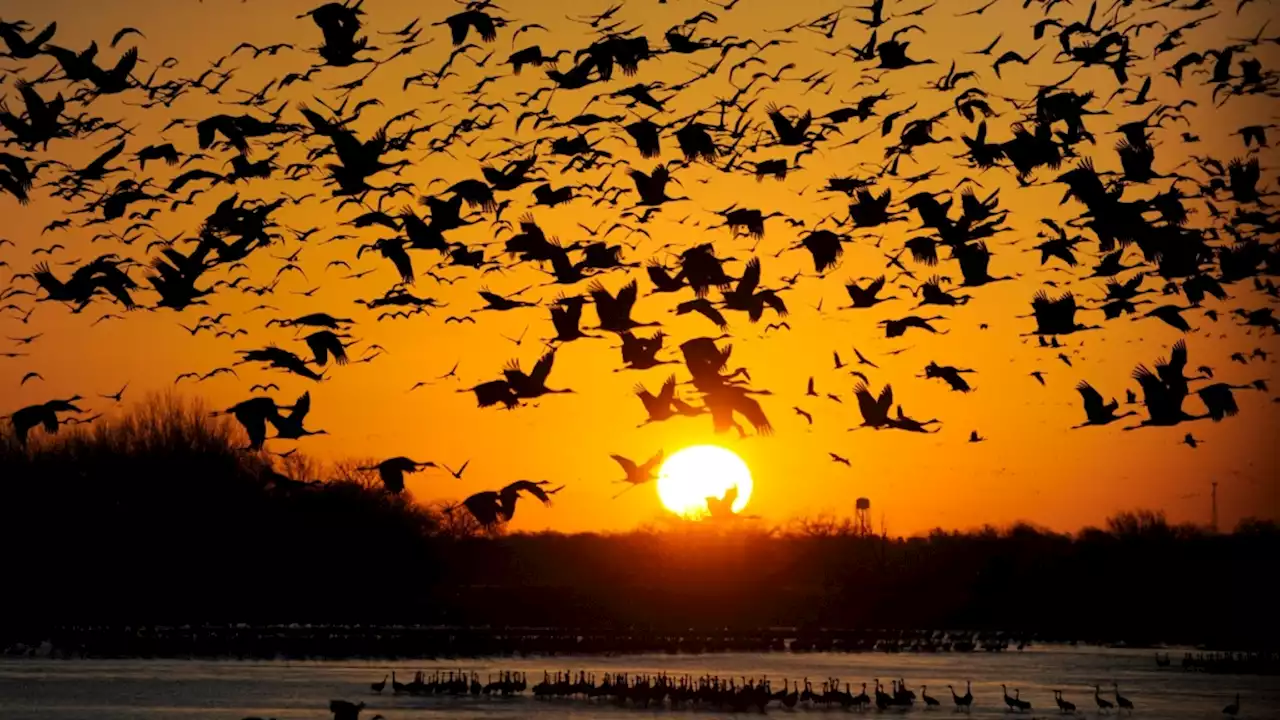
left=657, top=445, right=753, bottom=519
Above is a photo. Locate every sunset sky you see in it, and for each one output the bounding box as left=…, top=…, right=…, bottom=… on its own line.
left=1, top=0, right=1277, bottom=534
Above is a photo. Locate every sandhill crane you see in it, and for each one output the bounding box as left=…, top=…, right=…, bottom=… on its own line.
left=236, top=346, right=324, bottom=381
left=1222, top=693, right=1239, bottom=716
left=4, top=396, right=84, bottom=446
left=478, top=287, right=536, bottom=312
left=844, top=275, right=897, bottom=308
left=268, top=392, right=327, bottom=440
left=611, top=450, right=664, bottom=498
left=371, top=675, right=387, bottom=693
left=701, top=383, right=773, bottom=437
left=705, top=485, right=751, bottom=520
left=676, top=243, right=737, bottom=297
left=549, top=295, right=602, bottom=343
left=1114, top=684, right=1133, bottom=714
left=714, top=206, right=786, bottom=239
left=1128, top=364, right=1206, bottom=429
left=646, top=260, right=686, bottom=293
left=1026, top=291, right=1100, bottom=335
left=503, top=349, right=572, bottom=399
left=435, top=8, right=504, bottom=45
left=1002, top=684, right=1020, bottom=712
left=359, top=457, right=436, bottom=494
left=211, top=397, right=289, bottom=451
left=0, top=20, right=58, bottom=59
left=303, top=330, right=352, bottom=366
left=1094, top=685, right=1114, bottom=713
left=879, top=314, right=947, bottom=338
left=265, top=313, right=355, bottom=330
left=948, top=682, right=973, bottom=712
left=956, top=241, right=1016, bottom=286
left=853, top=383, right=894, bottom=429
left=1073, top=381, right=1137, bottom=428
left=634, top=375, right=704, bottom=425
left=1054, top=689, right=1076, bottom=713
left=457, top=480, right=563, bottom=527
left=462, top=379, right=520, bottom=409
left=590, top=279, right=658, bottom=332
left=618, top=331, right=675, bottom=370
left=628, top=164, right=688, bottom=206
left=766, top=103, right=815, bottom=146
left=675, top=297, right=729, bottom=329
left=921, top=361, right=976, bottom=392
left=85, top=47, right=138, bottom=95
left=1196, top=382, right=1256, bottom=421
left=720, top=258, right=788, bottom=322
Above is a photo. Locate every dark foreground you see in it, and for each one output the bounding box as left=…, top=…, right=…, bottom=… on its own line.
left=3, top=402, right=1277, bottom=650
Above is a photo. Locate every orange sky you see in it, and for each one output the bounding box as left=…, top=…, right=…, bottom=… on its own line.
left=1, top=0, right=1277, bottom=534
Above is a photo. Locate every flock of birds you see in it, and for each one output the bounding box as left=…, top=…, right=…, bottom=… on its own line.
left=300, top=670, right=1253, bottom=718
left=1, top=0, right=1278, bottom=527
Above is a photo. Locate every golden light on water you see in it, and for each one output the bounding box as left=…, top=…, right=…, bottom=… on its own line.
left=657, top=445, right=753, bottom=519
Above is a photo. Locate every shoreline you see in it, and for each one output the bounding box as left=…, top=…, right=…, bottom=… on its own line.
left=3, top=628, right=1276, bottom=673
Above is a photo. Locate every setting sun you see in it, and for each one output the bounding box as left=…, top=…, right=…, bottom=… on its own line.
left=657, top=445, right=753, bottom=519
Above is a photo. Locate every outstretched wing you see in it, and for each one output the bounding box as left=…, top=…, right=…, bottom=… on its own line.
left=610, top=454, right=637, bottom=474
left=737, top=257, right=761, bottom=297
left=290, top=391, right=311, bottom=422
left=1075, top=380, right=1104, bottom=417
left=530, top=349, right=556, bottom=386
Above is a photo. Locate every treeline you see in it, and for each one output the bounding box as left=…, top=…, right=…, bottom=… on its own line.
left=1, top=397, right=1275, bottom=649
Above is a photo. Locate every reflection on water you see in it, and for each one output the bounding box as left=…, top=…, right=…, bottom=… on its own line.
left=1, top=646, right=1277, bottom=719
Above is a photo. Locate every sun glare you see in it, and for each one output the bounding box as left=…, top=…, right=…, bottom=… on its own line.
left=657, top=445, right=753, bottom=519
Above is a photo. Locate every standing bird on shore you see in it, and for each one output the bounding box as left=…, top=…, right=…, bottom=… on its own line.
left=1114, top=684, right=1134, bottom=714
left=1094, top=685, right=1114, bottom=713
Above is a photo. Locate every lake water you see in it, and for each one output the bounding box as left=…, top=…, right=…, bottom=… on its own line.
left=0, top=647, right=1275, bottom=719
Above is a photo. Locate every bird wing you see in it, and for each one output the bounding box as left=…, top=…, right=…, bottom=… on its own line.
left=617, top=279, right=639, bottom=316
left=290, top=391, right=312, bottom=422
left=473, top=380, right=516, bottom=408
left=530, top=349, right=556, bottom=386
left=737, top=256, right=761, bottom=297
left=304, top=332, right=333, bottom=366
left=733, top=391, right=772, bottom=435
left=1167, top=339, right=1188, bottom=373
left=610, top=454, right=638, bottom=474
left=877, top=384, right=894, bottom=416
left=694, top=301, right=728, bottom=328
left=854, top=383, right=877, bottom=423
left=1075, top=380, right=1104, bottom=418
left=866, top=275, right=886, bottom=297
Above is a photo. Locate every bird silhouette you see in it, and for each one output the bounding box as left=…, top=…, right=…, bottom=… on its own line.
left=611, top=450, right=664, bottom=498
left=4, top=395, right=83, bottom=445
left=457, top=479, right=563, bottom=527
left=268, top=391, right=327, bottom=440
left=359, top=457, right=437, bottom=494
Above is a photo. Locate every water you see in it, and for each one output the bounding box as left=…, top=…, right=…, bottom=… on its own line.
left=1, top=647, right=1275, bottom=719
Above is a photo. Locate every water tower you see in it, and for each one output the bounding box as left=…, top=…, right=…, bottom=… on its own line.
left=855, top=497, right=872, bottom=537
